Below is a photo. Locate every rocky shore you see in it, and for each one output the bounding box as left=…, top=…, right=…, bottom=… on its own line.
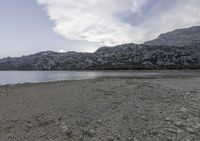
left=1, top=77, right=200, bottom=140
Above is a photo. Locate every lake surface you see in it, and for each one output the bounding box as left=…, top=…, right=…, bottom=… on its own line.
left=0, top=70, right=200, bottom=85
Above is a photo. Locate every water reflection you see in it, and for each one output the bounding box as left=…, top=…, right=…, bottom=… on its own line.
left=0, top=70, right=199, bottom=85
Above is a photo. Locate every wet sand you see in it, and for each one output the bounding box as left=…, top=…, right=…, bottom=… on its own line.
left=0, top=77, right=200, bottom=141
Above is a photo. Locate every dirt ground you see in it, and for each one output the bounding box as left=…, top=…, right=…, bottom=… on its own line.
left=0, top=77, right=200, bottom=141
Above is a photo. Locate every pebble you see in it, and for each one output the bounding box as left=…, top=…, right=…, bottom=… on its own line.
left=87, top=129, right=96, bottom=137
left=186, top=127, right=195, bottom=134
left=97, top=120, right=102, bottom=123
left=177, top=129, right=183, bottom=133
left=165, top=117, right=172, bottom=122
left=166, top=128, right=177, bottom=134
left=141, top=115, right=148, bottom=121
left=61, top=124, right=72, bottom=136
left=41, top=132, right=46, bottom=137
left=174, top=121, right=184, bottom=127
left=27, top=123, right=33, bottom=128
left=179, top=108, right=188, bottom=114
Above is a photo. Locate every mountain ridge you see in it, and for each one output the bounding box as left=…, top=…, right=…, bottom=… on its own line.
left=1, top=26, right=200, bottom=70
left=144, top=26, right=200, bottom=46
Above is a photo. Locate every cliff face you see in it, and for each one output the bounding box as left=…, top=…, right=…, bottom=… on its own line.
left=144, top=26, right=200, bottom=47
left=1, top=43, right=200, bottom=70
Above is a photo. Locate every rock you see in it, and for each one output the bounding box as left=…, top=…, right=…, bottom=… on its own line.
left=174, top=121, right=184, bottom=127
left=179, top=108, right=188, bottom=114
left=141, top=115, right=148, bottom=121
left=27, top=123, right=33, bottom=128
left=165, top=117, right=172, bottom=122
left=97, top=119, right=102, bottom=123
left=41, top=132, right=46, bottom=137
left=177, top=129, right=183, bottom=133
left=166, top=128, right=177, bottom=134
left=186, top=128, right=195, bottom=134
left=61, top=123, right=72, bottom=136
left=86, top=129, right=96, bottom=137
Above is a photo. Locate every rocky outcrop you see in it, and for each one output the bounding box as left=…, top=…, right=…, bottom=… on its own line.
left=0, top=43, right=200, bottom=70
left=144, top=26, right=200, bottom=46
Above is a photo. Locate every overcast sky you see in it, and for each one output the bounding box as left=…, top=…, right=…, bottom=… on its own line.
left=1, top=0, right=200, bottom=58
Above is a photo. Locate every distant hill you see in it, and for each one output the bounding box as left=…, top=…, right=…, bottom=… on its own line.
left=0, top=44, right=200, bottom=70
left=144, top=26, right=200, bottom=46
left=1, top=26, right=200, bottom=70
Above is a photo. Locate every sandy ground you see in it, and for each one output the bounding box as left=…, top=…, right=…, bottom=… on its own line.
left=0, top=77, right=200, bottom=141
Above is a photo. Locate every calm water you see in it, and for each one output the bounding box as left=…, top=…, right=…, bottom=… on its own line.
left=0, top=70, right=200, bottom=85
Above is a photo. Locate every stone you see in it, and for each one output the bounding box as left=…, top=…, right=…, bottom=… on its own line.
left=97, top=119, right=102, bottom=123
left=186, top=128, right=195, bottom=134
left=179, top=108, right=188, bottom=114
left=41, top=132, right=46, bottom=137
left=61, top=124, right=72, bottom=136
left=174, top=121, right=184, bottom=127
left=87, top=129, right=96, bottom=137
left=177, top=129, right=183, bottom=133
left=166, top=128, right=177, bottom=134
left=165, top=117, right=172, bottom=122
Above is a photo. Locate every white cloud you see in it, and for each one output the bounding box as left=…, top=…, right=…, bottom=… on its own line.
left=37, top=0, right=200, bottom=46
left=142, top=0, right=200, bottom=41
left=36, top=0, right=147, bottom=45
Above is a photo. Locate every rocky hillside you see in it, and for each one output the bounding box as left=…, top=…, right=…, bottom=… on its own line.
left=1, top=26, right=200, bottom=70
left=0, top=51, right=93, bottom=70
left=144, top=26, right=200, bottom=46
left=0, top=43, right=200, bottom=70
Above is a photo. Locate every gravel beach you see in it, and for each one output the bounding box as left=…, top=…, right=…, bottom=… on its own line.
left=1, top=77, right=200, bottom=141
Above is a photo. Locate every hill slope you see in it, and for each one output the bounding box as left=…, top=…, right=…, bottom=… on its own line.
left=1, top=26, right=200, bottom=70
left=144, top=26, right=200, bottom=46
left=0, top=44, right=200, bottom=70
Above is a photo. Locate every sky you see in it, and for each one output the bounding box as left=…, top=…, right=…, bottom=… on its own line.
left=1, top=0, right=200, bottom=58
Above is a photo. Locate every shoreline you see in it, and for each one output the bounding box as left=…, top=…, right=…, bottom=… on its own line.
left=1, top=69, right=200, bottom=86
